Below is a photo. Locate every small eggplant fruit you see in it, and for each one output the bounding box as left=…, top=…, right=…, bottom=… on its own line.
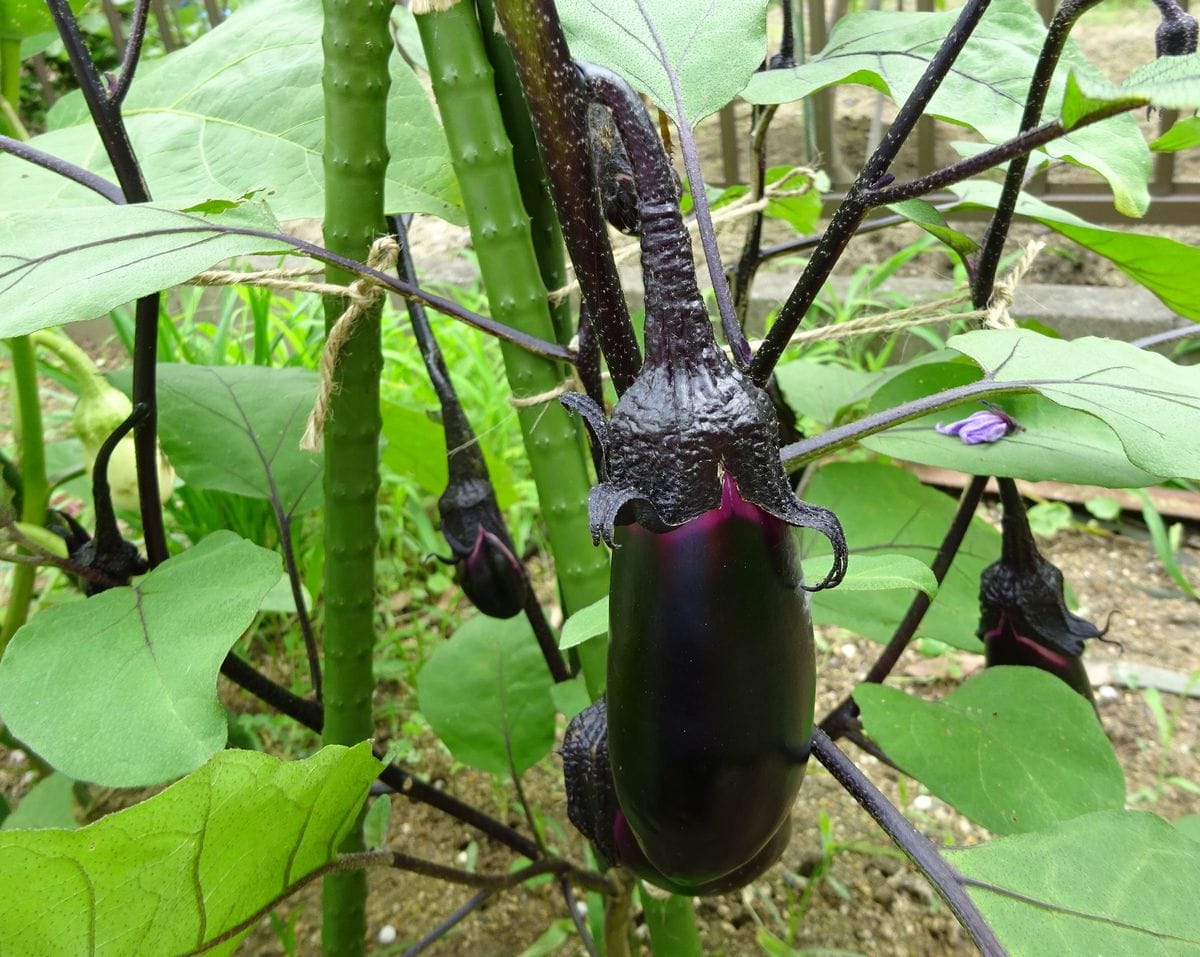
left=391, top=214, right=529, bottom=620
left=561, top=65, right=846, bottom=894
left=1153, top=0, right=1198, bottom=58
left=438, top=475, right=528, bottom=619
left=979, top=480, right=1105, bottom=706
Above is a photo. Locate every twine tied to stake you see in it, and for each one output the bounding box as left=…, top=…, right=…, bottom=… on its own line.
left=984, top=238, right=1045, bottom=330
left=300, top=236, right=400, bottom=451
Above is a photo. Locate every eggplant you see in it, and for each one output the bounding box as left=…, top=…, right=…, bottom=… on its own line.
left=560, top=65, right=846, bottom=894
left=979, top=479, right=1105, bottom=706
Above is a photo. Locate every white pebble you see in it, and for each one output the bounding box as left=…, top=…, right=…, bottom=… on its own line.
left=9, top=750, right=27, bottom=766
left=839, top=643, right=858, bottom=659
left=1098, top=685, right=1120, bottom=701
left=912, top=794, right=934, bottom=811
left=456, top=850, right=468, bottom=865
left=378, top=925, right=397, bottom=945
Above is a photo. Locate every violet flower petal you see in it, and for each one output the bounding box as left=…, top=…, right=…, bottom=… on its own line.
left=935, top=410, right=1015, bottom=445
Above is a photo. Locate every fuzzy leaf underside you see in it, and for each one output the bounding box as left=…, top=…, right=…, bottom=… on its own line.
left=743, top=0, right=1150, bottom=216
left=0, top=0, right=461, bottom=221
left=557, top=0, right=770, bottom=123
left=0, top=202, right=284, bottom=338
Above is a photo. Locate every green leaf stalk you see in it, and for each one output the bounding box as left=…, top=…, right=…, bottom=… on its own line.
left=414, top=0, right=611, bottom=692
left=319, top=0, right=391, bottom=951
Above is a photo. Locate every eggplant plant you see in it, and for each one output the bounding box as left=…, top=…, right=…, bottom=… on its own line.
left=1, top=0, right=1200, bottom=955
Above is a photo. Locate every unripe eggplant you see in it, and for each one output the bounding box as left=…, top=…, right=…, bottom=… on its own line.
left=979, top=479, right=1104, bottom=706
left=561, top=65, right=846, bottom=895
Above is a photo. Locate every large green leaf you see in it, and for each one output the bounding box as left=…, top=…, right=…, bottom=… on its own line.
left=947, top=328, right=1200, bottom=481
left=774, top=358, right=880, bottom=426
left=417, top=615, right=557, bottom=776
left=743, top=0, right=1150, bottom=216
left=857, top=668, right=1125, bottom=835
left=0, top=744, right=381, bottom=957
left=152, top=364, right=324, bottom=515
left=642, top=891, right=704, bottom=956
left=946, top=811, right=1200, bottom=955
left=1063, top=53, right=1200, bottom=128
left=803, top=461, right=999, bottom=651
left=952, top=180, right=1200, bottom=320
left=0, top=532, right=281, bottom=786
left=557, top=0, right=769, bottom=123
left=0, top=0, right=84, bottom=40
left=0, top=201, right=286, bottom=337
left=861, top=359, right=1162, bottom=487
left=0, top=0, right=460, bottom=221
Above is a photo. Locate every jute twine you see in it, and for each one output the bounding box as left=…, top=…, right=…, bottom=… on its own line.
left=177, top=225, right=1043, bottom=415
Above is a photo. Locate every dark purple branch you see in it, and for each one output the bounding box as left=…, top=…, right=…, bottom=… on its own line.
left=811, top=730, right=1007, bottom=957
left=864, top=104, right=1135, bottom=208
left=747, top=0, right=994, bottom=385
left=626, top=0, right=749, bottom=365
left=109, top=0, right=150, bottom=107
left=971, top=0, right=1106, bottom=308
left=0, top=136, right=125, bottom=203
left=46, top=0, right=167, bottom=567
left=273, top=506, right=322, bottom=701
left=820, top=476, right=988, bottom=739
left=757, top=203, right=960, bottom=263
left=491, top=0, right=642, bottom=394
left=525, top=590, right=572, bottom=683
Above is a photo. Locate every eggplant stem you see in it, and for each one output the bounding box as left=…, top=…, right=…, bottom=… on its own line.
left=812, top=730, right=1008, bottom=957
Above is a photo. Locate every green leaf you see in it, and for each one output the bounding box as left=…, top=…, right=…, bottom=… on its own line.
left=832, top=553, right=938, bottom=596
left=1151, top=116, right=1200, bottom=152
left=1176, top=815, right=1200, bottom=844
left=0, top=0, right=85, bottom=40
left=380, top=400, right=449, bottom=493
left=0, top=744, right=380, bottom=957
left=1084, top=496, right=1123, bottom=522
left=550, top=675, right=593, bottom=720
left=151, top=364, right=324, bottom=514
left=556, top=0, right=769, bottom=123
left=559, top=595, right=609, bottom=650
left=861, top=360, right=1163, bottom=488
left=946, top=811, right=1200, bottom=954
left=0, top=201, right=285, bottom=338
left=362, top=795, right=391, bottom=850
left=774, top=359, right=880, bottom=426
left=947, top=328, right=1200, bottom=481
left=762, top=166, right=823, bottom=232
left=888, top=199, right=979, bottom=260
left=0, top=773, right=77, bottom=832
left=417, top=615, right=556, bottom=775
left=0, top=0, right=461, bottom=221
left=0, top=532, right=282, bottom=786
left=857, top=668, right=1125, bottom=834
left=642, top=892, right=703, bottom=957
left=743, top=0, right=1149, bottom=216
left=804, top=461, right=999, bottom=652
left=952, top=180, right=1200, bottom=320
left=1062, top=54, right=1200, bottom=129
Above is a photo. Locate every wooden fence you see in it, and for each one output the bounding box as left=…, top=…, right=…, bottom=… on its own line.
left=715, top=0, right=1198, bottom=224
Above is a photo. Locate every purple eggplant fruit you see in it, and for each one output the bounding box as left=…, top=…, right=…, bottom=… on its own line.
left=979, top=479, right=1105, bottom=706
left=392, top=215, right=529, bottom=620
left=560, top=65, right=846, bottom=894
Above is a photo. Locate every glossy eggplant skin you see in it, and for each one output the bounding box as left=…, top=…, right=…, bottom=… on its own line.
left=606, top=474, right=814, bottom=891
left=984, top=618, right=1096, bottom=706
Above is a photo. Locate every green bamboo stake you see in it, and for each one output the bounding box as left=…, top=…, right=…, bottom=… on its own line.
left=319, top=0, right=391, bottom=951
left=414, top=0, right=610, bottom=691
left=473, top=0, right=572, bottom=347
left=1, top=336, right=48, bottom=648
left=1, top=44, right=46, bottom=648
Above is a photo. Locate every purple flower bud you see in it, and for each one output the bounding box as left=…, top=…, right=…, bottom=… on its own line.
left=936, top=409, right=1019, bottom=445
